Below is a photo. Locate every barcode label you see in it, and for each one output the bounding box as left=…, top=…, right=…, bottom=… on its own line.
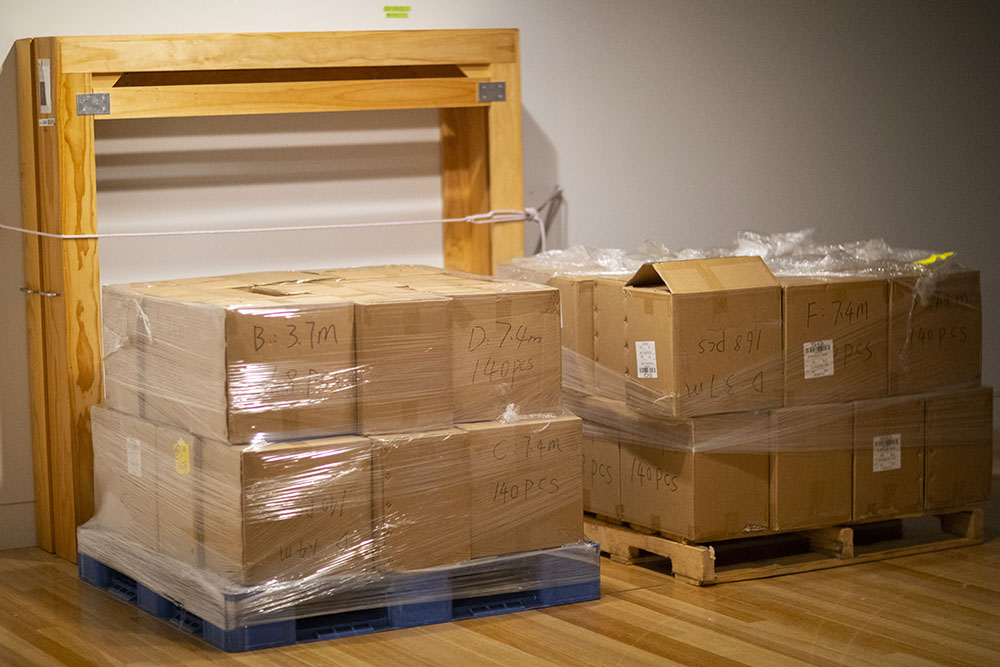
left=126, top=437, right=142, bottom=478
left=635, top=340, right=657, bottom=379
left=803, top=339, right=834, bottom=379
left=873, top=434, right=901, bottom=472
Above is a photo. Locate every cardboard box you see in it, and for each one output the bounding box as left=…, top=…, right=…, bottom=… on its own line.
left=624, top=257, right=783, bottom=418
left=593, top=276, right=629, bottom=401
left=852, top=396, right=924, bottom=521
left=548, top=275, right=597, bottom=394
left=397, top=275, right=562, bottom=421
left=889, top=270, right=982, bottom=395
left=770, top=404, right=853, bottom=531
left=924, top=386, right=993, bottom=510
left=346, top=285, right=454, bottom=434
left=90, top=406, right=158, bottom=550
left=582, top=426, right=622, bottom=520
left=781, top=276, right=888, bottom=405
left=103, top=279, right=357, bottom=444
left=618, top=409, right=770, bottom=542
left=151, top=270, right=318, bottom=290
left=306, top=265, right=448, bottom=282
left=155, top=423, right=202, bottom=567
left=461, top=416, right=583, bottom=558
left=201, top=433, right=373, bottom=585
left=371, top=429, right=471, bottom=571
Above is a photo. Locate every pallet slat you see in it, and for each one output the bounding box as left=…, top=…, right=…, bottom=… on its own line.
left=585, top=507, right=984, bottom=586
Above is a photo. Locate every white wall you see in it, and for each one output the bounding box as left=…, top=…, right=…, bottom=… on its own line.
left=2, top=1, right=998, bottom=548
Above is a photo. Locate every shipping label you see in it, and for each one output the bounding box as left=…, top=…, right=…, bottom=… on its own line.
left=803, top=339, right=834, bottom=379
left=635, top=340, right=658, bottom=379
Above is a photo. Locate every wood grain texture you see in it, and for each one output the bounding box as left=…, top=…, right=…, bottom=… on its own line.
left=440, top=53, right=525, bottom=275
left=15, top=38, right=55, bottom=554
left=588, top=508, right=986, bottom=586
left=57, top=29, right=518, bottom=74
left=485, top=58, right=525, bottom=273
left=0, top=479, right=998, bottom=665
left=32, top=36, right=78, bottom=561
left=56, top=68, right=101, bottom=533
left=440, top=106, right=492, bottom=275
left=31, top=37, right=102, bottom=560
left=100, top=78, right=487, bottom=120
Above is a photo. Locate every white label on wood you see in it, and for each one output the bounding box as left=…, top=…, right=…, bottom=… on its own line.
left=635, top=341, right=658, bottom=379
left=873, top=434, right=902, bottom=473
left=803, top=339, right=834, bottom=379
left=37, top=59, right=52, bottom=115
left=126, top=437, right=142, bottom=478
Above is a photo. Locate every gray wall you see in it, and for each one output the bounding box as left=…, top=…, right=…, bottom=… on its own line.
left=1, top=1, right=997, bottom=547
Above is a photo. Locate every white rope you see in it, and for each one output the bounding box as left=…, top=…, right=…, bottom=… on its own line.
left=0, top=208, right=540, bottom=241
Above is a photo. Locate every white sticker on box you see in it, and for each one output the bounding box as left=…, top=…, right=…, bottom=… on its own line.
left=873, top=434, right=902, bottom=473
left=635, top=340, right=658, bottom=379
left=126, top=436, right=142, bottom=478
left=803, top=339, right=834, bottom=379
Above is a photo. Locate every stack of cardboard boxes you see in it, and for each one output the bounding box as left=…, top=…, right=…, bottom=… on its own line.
left=90, top=266, right=583, bottom=590
left=516, top=256, right=991, bottom=543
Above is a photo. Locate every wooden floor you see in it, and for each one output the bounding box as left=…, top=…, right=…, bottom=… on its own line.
left=3, top=481, right=999, bottom=666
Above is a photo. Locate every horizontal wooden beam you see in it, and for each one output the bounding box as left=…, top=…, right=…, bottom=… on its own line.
left=57, top=29, right=518, bottom=74
left=95, top=78, right=490, bottom=120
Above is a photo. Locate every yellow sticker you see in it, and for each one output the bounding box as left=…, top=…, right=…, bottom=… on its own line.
left=174, top=440, right=191, bottom=476
left=916, top=251, right=954, bottom=266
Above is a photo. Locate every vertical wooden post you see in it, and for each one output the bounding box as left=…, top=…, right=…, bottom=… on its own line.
left=441, top=106, right=492, bottom=275
left=29, top=37, right=102, bottom=560
left=440, top=33, right=525, bottom=276
left=15, top=39, right=54, bottom=553
left=485, top=57, right=525, bottom=273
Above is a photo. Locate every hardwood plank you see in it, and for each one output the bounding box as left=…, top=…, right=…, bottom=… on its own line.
left=543, top=597, right=750, bottom=666
left=466, top=603, right=674, bottom=666
left=57, top=30, right=518, bottom=74
left=99, top=78, right=486, bottom=120
left=16, top=38, right=55, bottom=553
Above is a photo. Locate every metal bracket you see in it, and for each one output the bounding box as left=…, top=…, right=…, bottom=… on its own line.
left=20, top=287, right=60, bottom=298
left=478, top=81, right=506, bottom=103
left=76, top=93, right=110, bottom=116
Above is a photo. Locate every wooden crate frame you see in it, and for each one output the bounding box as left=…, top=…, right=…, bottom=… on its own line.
left=15, top=29, right=526, bottom=561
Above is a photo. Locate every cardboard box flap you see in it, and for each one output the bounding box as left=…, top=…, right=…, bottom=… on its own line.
left=625, top=257, right=778, bottom=293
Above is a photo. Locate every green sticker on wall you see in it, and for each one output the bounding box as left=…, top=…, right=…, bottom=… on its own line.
left=384, top=5, right=411, bottom=18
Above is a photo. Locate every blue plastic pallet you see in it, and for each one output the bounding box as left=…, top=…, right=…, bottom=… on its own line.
left=79, top=544, right=600, bottom=652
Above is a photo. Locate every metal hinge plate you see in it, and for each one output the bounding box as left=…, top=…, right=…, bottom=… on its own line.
left=478, top=81, right=506, bottom=103
left=76, top=93, right=110, bottom=116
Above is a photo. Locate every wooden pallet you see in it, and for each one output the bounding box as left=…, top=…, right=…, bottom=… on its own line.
left=585, top=507, right=984, bottom=586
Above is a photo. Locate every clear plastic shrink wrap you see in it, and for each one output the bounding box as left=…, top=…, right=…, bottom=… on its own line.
left=500, top=232, right=991, bottom=543
left=83, top=266, right=594, bottom=631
